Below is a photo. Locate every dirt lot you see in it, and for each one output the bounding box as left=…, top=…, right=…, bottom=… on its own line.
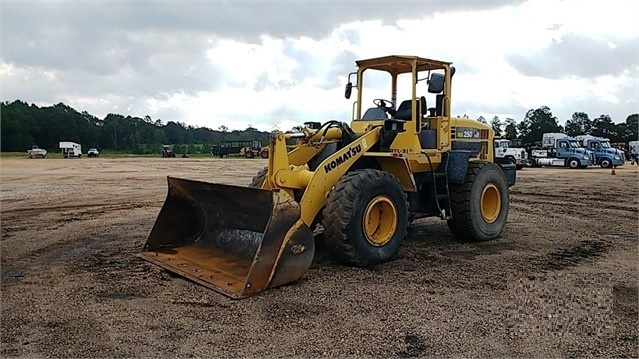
left=1, top=157, right=637, bottom=358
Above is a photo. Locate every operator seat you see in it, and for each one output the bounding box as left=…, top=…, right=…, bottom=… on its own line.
left=395, top=96, right=427, bottom=120
left=428, top=94, right=444, bottom=117
left=362, top=107, right=389, bottom=120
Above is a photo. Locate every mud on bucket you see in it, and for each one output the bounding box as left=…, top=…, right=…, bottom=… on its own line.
left=139, top=177, right=315, bottom=298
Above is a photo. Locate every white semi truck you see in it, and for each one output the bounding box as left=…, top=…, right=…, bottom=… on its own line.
left=494, top=138, right=527, bottom=170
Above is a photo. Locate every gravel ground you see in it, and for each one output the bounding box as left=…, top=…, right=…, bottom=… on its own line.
left=1, top=157, right=637, bottom=358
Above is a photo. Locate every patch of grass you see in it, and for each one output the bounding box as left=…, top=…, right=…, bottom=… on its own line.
left=1, top=152, right=31, bottom=158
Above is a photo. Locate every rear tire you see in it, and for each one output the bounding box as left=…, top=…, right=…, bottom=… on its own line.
left=322, top=169, right=408, bottom=266
left=447, top=162, right=509, bottom=242
left=260, top=151, right=269, bottom=159
left=599, top=158, right=611, bottom=168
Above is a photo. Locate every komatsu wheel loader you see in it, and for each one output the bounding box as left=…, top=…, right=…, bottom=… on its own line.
left=139, top=55, right=517, bottom=299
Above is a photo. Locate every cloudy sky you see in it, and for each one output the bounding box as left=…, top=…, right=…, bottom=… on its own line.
left=1, top=0, right=638, bottom=131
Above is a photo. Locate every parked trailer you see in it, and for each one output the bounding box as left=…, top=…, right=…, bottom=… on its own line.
left=27, top=145, right=47, bottom=158
left=575, top=135, right=624, bottom=168
left=59, top=141, right=82, bottom=158
left=526, top=133, right=593, bottom=169
left=211, top=140, right=263, bottom=158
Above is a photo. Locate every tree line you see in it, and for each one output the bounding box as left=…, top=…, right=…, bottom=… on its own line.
left=1, top=101, right=270, bottom=154
left=477, top=106, right=638, bottom=145
left=1, top=100, right=637, bottom=154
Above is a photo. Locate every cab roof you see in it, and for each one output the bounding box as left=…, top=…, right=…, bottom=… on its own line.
left=355, top=55, right=451, bottom=74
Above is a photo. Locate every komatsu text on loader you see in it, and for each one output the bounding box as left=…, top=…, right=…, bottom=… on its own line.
left=139, top=55, right=516, bottom=298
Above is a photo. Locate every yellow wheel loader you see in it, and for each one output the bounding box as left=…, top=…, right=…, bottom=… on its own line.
left=139, top=55, right=517, bottom=298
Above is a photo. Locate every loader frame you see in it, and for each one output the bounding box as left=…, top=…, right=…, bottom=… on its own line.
left=140, top=55, right=516, bottom=299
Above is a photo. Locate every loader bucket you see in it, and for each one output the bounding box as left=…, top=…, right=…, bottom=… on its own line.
left=139, top=177, right=315, bottom=299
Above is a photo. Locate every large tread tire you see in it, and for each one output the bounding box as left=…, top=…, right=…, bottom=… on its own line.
left=447, top=162, right=509, bottom=242
left=322, top=169, right=408, bottom=267
left=249, top=167, right=267, bottom=188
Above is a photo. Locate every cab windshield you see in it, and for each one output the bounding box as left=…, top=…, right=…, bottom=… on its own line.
left=569, top=141, right=581, bottom=148
left=600, top=141, right=611, bottom=148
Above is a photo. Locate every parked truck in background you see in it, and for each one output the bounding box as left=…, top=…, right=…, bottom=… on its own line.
left=574, top=135, right=625, bottom=168
left=494, top=138, right=527, bottom=170
left=211, top=140, right=265, bottom=158
left=526, top=133, right=593, bottom=169
left=161, top=145, right=176, bottom=158
left=239, top=140, right=269, bottom=159
left=27, top=145, right=47, bottom=158
left=59, top=141, right=82, bottom=158
left=629, top=141, right=639, bottom=164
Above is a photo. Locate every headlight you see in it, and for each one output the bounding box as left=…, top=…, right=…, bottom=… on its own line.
left=615, top=155, right=620, bottom=160
left=583, top=155, right=589, bottom=159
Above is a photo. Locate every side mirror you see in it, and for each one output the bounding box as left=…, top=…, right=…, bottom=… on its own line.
left=451, top=66, right=456, bottom=78
left=345, top=82, right=353, bottom=99
left=427, top=73, right=444, bottom=94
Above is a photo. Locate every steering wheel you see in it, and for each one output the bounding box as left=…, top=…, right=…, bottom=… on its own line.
left=373, top=98, right=395, bottom=109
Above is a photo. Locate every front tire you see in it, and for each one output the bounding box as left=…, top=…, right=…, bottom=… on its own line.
left=599, top=158, right=611, bottom=168
left=249, top=167, right=267, bottom=188
left=447, top=162, right=509, bottom=242
left=567, top=157, right=580, bottom=169
left=322, top=169, right=408, bottom=266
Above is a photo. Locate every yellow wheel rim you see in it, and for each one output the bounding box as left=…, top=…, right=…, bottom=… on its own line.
left=363, top=195, right=397, bottom=246
left=480, top=183, right=501, bottom=223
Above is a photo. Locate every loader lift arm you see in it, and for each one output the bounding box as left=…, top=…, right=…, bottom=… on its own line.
left=265, top=122, right=383, bottom=225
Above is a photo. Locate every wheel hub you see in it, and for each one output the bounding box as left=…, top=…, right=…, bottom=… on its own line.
left=480, top=183, right=501, bottom=224
left=363, top=195, right=397, bottom=246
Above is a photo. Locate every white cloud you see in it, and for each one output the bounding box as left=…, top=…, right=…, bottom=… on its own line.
left=1, top=0, right=637, bottom=130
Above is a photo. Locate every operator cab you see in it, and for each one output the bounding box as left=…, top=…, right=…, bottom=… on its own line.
left=344, top=56, right=467, bottom=154
left=357, top=70, right=451, bottom=123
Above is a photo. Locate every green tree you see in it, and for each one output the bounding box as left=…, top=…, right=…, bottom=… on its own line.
left=623, top=114, right=638, bottom=141
left=590, top=114, right=617, bottom=139
left=520, top=106, right=562, bottom=143
left=504, top=118, right=518, bottom=139
left=564, top=112, right=592, bottom=137
left=490, top=116, right=503, bottom=137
